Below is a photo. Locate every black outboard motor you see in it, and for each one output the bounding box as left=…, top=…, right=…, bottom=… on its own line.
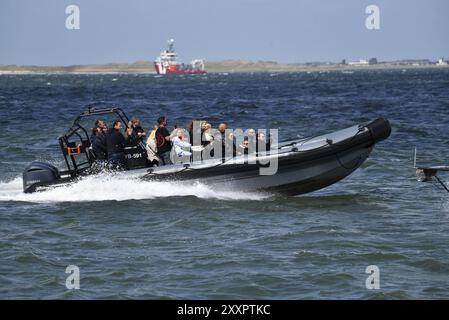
left=23, top=161, right=60, bottom=193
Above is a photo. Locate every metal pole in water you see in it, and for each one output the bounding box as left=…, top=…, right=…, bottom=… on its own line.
left=413, top=146, right=417, bottom=168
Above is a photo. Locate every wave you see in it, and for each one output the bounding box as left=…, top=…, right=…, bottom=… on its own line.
left=0, top=174, right=268, bottom=203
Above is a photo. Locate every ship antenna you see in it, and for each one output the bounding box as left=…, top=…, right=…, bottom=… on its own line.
left=168, top=39, right=174, bottom=52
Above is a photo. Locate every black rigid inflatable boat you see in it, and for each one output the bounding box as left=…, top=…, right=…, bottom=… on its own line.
left=22, top=107, right=391, bottom=195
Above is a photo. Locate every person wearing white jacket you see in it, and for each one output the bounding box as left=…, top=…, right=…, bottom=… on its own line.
left=171, top=128, right=192, bottom=158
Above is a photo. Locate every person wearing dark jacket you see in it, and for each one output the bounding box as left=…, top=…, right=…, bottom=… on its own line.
left=106, top=120, right=131, bottom=168
left=127, top=118, right=146, bottom=147
left=237, top=137, right=250, bottom=156
left=90, top=119, right=107, bottom=161
left=132, top=119, right=146, bottom=138
left=155, top=116, right=172, bottom=165
left=212, top=123, right=236, bottom=160
left=90, top=127, right=107, bottom=160
left=256, top=132, right=271, bottom=153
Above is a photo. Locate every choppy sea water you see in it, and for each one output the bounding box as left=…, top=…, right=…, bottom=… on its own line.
left=1, top=70, right=449, bottom=299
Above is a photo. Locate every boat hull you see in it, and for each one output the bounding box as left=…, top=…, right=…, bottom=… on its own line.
left=140, top=144, right=373, bottom=196
left=154, top=62, right=207, bottom=75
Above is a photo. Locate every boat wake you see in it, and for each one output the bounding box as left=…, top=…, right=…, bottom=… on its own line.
left=0, top=174, right=268, bottom=203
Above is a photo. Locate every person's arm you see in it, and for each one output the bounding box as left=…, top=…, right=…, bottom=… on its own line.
left=173, top=137, right=190, bottom=148
left=178, top=140, right=191, bottom=148
left=164, top=128, right=172, bottom=141
left=168, top=128, right=177, bottom=140
left=136, top=126, right=146, bottom=138
left=165, top=131, right=172, bottom=141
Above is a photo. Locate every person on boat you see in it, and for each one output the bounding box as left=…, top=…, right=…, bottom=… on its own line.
left=212, top=122, right=227, bottom=159
left=202, top=122, right=214, bottom=146
left=247, top=128, right=256, bottom=144
left=155, top=116, right=172, bottom=165
left=124, top=117, right=145, bottom=147
left=130, top=118, right=146, bottom=140
left=237, top=136, right=250, bottom=156
left=188, top=119, right=199, bottom=145
left=246, top=128, right=257, bottom=154
left=106, top=120, right=132, bottom=168
left=145, top=125, right=159, bottom=166
left=187, top=119, right=211, bottom=147
left=90, top=120, right=107, bottom=161
left=226, top=132, right=237, bottom=157
left=216, top=123, right=227, bottom=140
left=171, top=128, right=192, bottom=159
left=257, top=131, right=271, bottom=153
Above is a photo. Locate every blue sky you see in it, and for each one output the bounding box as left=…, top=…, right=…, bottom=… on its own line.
left=0, top=0, right=448, bottom=65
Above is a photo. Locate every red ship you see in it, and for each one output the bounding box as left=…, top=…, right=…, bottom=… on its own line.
left=154, top=39, right=206, bottom=75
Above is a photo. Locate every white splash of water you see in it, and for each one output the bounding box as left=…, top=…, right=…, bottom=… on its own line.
left=0, top=174, right=267, bottom=203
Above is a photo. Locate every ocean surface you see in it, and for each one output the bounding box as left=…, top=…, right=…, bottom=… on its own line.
left=1, top=70, right=449, bottom=299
